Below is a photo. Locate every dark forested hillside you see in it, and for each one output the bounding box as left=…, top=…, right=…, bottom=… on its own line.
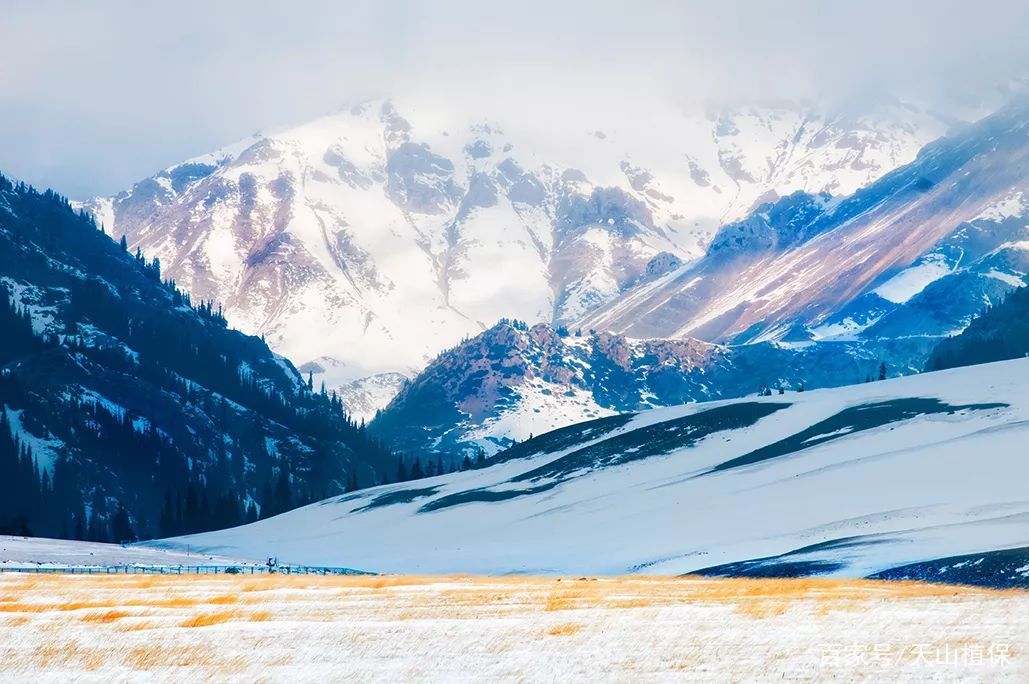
left=0, top=173, right=395, bottom=541
left=925, top=285, right=1029, bottom=371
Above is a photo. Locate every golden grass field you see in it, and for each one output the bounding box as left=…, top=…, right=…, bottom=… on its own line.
left=0, top=573, right=1026, bottom=681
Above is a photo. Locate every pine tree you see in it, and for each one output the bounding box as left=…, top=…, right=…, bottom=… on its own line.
left=345, top=471, right=359, bottom=493
left=260, top=478, right=275, bottom=519
left=110, top=504, right=134, bottom=542
left=274, top=468, right=292, bottom=515
left=159, top=490, right=174, bottom=537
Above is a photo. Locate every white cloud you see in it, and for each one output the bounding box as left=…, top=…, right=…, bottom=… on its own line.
left=1, top=0, right=1027, bottom=198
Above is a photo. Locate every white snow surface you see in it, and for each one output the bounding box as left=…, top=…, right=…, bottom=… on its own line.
left=3, top=408, right=61, bottom=474
left=152, top=358, right=1029, bottom=577
left=975, top=190, right=1026, bottom=222
left=0, top=535, right=259, bottom=569
left=872, top=253, right=955, bottom=304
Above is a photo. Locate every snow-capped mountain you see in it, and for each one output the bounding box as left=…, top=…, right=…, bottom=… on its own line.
left=153, top=357, right=1029, bottom=581
left=84, top=97, right=953, bottom=417
left=371, top=319, right=934, bottom=459
left=370, top=103, right=1029, bottom=459
left=580, top=101, right=1029, bottom=344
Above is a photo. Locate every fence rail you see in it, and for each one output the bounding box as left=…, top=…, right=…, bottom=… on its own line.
left=0, top=564, right=370, bottom=576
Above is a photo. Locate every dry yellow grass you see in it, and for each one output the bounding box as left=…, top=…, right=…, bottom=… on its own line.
left=115, top=619, right=160, bottom=632
left=546, top=622, right=582, bottom=637
left=179, top=610, right=242, bottom=628
left=123, top=645, right=212, bottom=669
left=0, top=573, right=1023, bottom=680
left=206, top=594, right=239, bottom=605
left=33, top=642, right=105, bottom=670
left=80, top=609, right=130, bottom=623
left=0, top=602, right=47, bottom=613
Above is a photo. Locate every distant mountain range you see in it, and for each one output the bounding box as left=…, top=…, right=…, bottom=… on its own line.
left=79, top=97, right=1028, bottom=461
left=81, top=97, right=955, bottom=419
left=0, top=175, right=394, bottom=541
left=9, top=89, right=1026, bottom=582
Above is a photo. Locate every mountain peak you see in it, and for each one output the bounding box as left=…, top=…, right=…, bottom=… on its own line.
left=82, top=97, right=957, bottom=416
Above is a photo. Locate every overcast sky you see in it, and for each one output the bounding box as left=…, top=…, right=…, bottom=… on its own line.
left=3, top=0, right=1028, bottom=199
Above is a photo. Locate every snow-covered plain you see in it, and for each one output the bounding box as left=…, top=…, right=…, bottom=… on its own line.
left=153, top=358, right=1029, bottom=578
left=0, top=536, right=259, bottom=570
left=1, top=573, right=1026, bottom=681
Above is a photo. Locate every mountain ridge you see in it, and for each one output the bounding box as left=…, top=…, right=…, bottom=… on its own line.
left=579, top=101, right=1029, bottom=343
left=369, top=319, right=935, bottom=459
left=82, top=97, right=954, bottom=417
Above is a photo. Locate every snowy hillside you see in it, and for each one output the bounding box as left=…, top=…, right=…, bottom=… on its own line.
left=83, top=98, right=952, bottom=417
left=153, top=358, right=1029, bottom=580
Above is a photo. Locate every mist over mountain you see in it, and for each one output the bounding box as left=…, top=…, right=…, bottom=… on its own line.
left=81, top=96, right=962, bottom=420
left=5, top=0, right=1029, bottom=198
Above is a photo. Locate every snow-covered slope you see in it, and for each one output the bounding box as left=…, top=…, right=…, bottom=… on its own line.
left=153, top=358, right=1029, bottom=579
left=84, top=98, right=952, bottom=416
left=581, top=102, right=1029, bottom=344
